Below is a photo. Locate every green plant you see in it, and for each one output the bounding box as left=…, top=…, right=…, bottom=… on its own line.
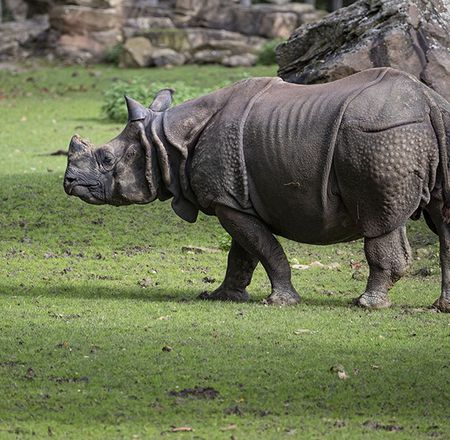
left=102, top=80, right=223, bottom=122
left=103, top=43, right=123, bottom=65
left=218, top=231, right=232, bottom=251
left=257, top=39, right=284, bottom=66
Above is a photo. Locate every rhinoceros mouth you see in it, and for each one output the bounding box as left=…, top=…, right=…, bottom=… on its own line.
left=69, top=184, right=105, bottom=205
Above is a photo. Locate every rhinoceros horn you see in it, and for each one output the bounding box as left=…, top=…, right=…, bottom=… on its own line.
left=125, top=96, right=148, bottom=122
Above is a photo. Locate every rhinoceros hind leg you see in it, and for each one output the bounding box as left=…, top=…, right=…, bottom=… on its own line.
left=266, top=288, right=301, bottom=305
left=425, top=203, right=450, bottom=312
left=199, top=239, right=257, bottom=302
left=215, top=205, right=300, bottom=306
left=355, top=226, right=411, bottom=309
left=353, top=292, right=391, bottom=309
left=432, top=297, right=450, bottom=313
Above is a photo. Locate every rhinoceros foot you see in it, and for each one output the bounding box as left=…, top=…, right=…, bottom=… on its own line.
left=432, top=297, right=450, bottom=313
left=265, top=288, right=301, bottom=306
left=199, top=288, right=249, bottom=302
left=353, top=291, right=391, bottom=309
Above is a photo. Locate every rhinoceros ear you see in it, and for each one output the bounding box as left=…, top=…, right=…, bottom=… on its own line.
left=125, top=96, right=149, bottom=122
left=149, top=89, right=174, bottom=112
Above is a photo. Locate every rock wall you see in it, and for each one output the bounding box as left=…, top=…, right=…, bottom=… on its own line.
left=0, top=0, right=327, bottom=66
left=118, top=0, right=326, bottom=67
left=276, top=0, right=450, bottom=101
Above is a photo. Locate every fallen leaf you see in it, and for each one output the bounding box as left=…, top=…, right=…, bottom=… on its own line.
left=291, top=264, right=310, bottom=270
left=220, top=424, right=237, bottom=431
left=170, top=426, right=193, bottom=432
left=337, top=370, right=349, bottom=380
left=181, top=246, right=220, bottom=254
left=157, top=315, right=170, bottom=321
left=350, top=260, right=363, bottom=270
left=138, top=278, right=152, bottom=288
left=293, top=329, right=316, bottom=335
left=330, top=364, right=349, bottom=380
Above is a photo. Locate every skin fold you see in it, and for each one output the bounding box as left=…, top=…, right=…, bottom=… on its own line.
left=64, top=68, right=450, bottom=311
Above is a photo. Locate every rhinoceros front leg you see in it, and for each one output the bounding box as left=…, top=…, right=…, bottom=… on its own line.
left=424, top=203, right=450, bottom=312
left=213, top=205, right=301, bottom=305
left=199, top=239, right=258, bottom=302
left=355, top=226, right=411, bottom=309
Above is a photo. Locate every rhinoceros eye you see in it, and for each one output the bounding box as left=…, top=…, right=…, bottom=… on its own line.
left=97, top=150, right=115, bottom=170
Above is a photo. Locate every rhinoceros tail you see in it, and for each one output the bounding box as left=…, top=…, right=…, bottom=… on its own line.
left=429, top=103, right=450, bottom=223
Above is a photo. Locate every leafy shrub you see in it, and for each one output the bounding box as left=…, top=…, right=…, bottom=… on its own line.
left=102, top=80, right=217, bottom=122
left=218, top=232, right=232, bottom=252
left=257, top=39, right=284, bottom=66
left=104, top=43, right=123, bottom=65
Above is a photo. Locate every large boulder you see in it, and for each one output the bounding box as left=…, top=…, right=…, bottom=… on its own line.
left=0, top=15, right=49, bottom=60
left=276, top=0, right=450, bottom=101
left=222, top=53, right=257, bottom=67
left=49, top=5, right=121, bottom=34
left=151, top=48, right=186, bottom=67
left=119, top=36, right=154, bottom=67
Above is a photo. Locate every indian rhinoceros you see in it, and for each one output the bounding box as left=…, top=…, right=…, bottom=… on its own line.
left=63, top=67, right=450, bottom=312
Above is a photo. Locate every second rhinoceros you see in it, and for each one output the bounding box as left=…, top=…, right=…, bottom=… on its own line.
left=64, top=67, right=450, bottom=312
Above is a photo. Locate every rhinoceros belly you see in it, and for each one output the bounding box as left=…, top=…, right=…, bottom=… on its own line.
left=242, top=80, right=367, bottom=245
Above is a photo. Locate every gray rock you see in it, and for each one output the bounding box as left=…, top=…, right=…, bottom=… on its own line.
left=151, top=48, right=186, bottom=67
left=192, top=49, right=229, bottom=64
left=276, top=0, right=450, bottom=101
left=49, top=6, right=120, bottom=34
left=222, top=53, right=257, bottom=67
left=0, top=15, right=49, bottom=61
left=120, top=37, right=154, bottom=68
left=123, top=17, right=175, bottom=39
left=4, top=0, right=28, bottom=21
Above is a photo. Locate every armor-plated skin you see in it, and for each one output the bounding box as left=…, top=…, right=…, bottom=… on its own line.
left=64, top=68, right=450, bottom=311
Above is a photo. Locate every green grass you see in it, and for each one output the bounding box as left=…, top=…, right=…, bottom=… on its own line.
left=0, top=63, right=449, bottom=439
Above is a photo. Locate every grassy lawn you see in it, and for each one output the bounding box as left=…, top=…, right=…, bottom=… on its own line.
left=0, top=63, right=449, bottom=439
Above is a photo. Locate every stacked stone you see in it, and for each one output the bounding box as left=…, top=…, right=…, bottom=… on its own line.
left=49, top=0, right=123, bottom=62
left=119, top=0, right=326, bottom=68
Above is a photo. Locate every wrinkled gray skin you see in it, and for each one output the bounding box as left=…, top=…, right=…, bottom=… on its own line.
left=64, top=68, right=450, bottom=312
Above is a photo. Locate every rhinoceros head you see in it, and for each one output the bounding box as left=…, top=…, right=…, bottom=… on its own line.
left=63, top=89, right=173, bottom=206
